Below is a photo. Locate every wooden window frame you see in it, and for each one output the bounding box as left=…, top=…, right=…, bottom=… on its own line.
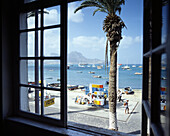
left=142, top=0, right=170, bottom=136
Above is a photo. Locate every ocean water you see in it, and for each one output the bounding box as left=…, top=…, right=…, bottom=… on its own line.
left=28, top=64, right=143, bottom=89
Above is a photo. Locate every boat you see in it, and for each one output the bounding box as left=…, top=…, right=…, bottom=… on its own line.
left=139, top=66, right=142, bottom=68
left=122, top=65, right=130, bottom=70
left=93, top=75, right=102, bottom=78
left=105, top=81, right=109, bottom=85
left=47, top=83, right=60, bottom=88
left=92, top=64, right=96, bottom=67
left=77, top=71, right=83, bottom=73
left=134, top=72, right=142, bottom=75
left=132, top=65, right=136, bottom=67
left=67, top=85, right=78, bottom=90
left=123, top=87, right=134, bottom=94
left=97, top=65, right=103, bottom=69
left=88, top=71, right=95, bottom=74
left=78, top=63, right=87, bottom=67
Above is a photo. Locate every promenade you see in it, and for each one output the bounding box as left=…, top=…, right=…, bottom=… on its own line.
left=29, top=89, right=142, bottom=135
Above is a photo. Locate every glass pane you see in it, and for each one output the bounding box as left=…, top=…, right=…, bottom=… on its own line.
left=160, top=53, right=167, bottom=132
left=20, top=10, right=41, bottom=30
left=20, top=86, right=41, bottom=114
left=20, top=60, right=41, bottom=86
left=161, top=4, right=168, bottom=44
left=44, top=60, right=60, bottom=89
left=44, top=28, right=60, bottom=57
left=20, top=31, right=41, bottom=57
left=24, top=0, right=37, bottom=3
left=44, top=6, right=60, bottom=27
left=44, top=90, right=60, bottom=120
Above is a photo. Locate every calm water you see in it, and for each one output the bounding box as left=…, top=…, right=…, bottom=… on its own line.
left=28, top=64, right=144, bottom=89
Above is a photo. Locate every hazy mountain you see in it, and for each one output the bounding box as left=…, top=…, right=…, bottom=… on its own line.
left=68, top=51, right=104, bottom=64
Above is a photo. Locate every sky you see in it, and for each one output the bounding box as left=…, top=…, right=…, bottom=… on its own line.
left=27, top=0, right=143, bottom=64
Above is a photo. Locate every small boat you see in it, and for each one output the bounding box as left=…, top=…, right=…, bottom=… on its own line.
left=123, top=87, right=134, bottom=94
left=78, top=85, right=85, bottom=89
left=67, top=85, right=78, bottom=90
left=105, top=81, right=109, bottom=85
left=162, top=77, right=167, bottom=80
left=134, top=72, right=142, bottom=75
left=92, top=64, right=96, bottom=67
left=122, top=65, right=130, bottom=70
left=67, top=65, right=70, bottom=69
left=97, top=65, right=103, bottom=69
left=46, top=77, right=53, bottom=79
left=139, top=66, right=142, bottom=68
left=132, top=65, right=136, bottom=67
left=77, top=71, right=83, bottom=73
left=88, top=71, right=95, bottom=74
left=93, top=75, right=102, bottom=78
left=47, top=83, right=60, bottom=88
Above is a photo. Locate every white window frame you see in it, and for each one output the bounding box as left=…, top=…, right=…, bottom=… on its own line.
left=18, top=0, right=68, bottom=127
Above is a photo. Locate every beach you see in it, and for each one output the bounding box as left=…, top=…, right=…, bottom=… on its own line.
left=29, top=88, right=142, bottom=135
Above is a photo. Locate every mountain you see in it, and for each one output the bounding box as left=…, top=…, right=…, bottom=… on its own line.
left=68, top=51, right=104, bottom=64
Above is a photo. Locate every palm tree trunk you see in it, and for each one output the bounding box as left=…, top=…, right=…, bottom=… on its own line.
left=108, top=41, right=118, bottom=130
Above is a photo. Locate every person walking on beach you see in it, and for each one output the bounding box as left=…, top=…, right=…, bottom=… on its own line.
left=118, top=90, right=122, bottom=102
left=104, top=93, right=107, bottom=105
left=124, top=100, right=129, bottom=114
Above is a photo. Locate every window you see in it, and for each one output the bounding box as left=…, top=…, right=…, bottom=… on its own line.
left=18, top=0, right=67, bottom=127
left=142, top=0, right=170, bottom=136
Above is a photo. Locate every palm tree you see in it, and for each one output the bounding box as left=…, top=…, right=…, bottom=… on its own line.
left=74, top=0, right=126, bottom=130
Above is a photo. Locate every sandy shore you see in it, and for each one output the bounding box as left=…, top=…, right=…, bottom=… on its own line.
left=29, top=88, right=142, bottom=135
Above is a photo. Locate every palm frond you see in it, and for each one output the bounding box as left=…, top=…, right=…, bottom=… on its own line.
left=93, top=8, right=108, bottom=16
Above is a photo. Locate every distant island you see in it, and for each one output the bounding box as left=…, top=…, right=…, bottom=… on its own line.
left=68, top=51, right=104, bottom=64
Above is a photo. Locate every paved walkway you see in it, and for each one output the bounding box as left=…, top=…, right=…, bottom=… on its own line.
left=29, top=89, right=142, bottom=135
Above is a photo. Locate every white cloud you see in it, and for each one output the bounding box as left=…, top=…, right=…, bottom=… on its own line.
left=120, top=35, right=143, bottom=48
left=44, top=9, right=60, bottom=26
left=72, top=36, right=106, bottom=50
left=68, top=3, right=84, bottom=23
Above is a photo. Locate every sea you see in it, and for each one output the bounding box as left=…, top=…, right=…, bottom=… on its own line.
left=28, top=64, right=144, bottom=89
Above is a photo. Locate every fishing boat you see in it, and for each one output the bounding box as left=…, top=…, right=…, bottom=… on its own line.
left=97, top=65, right=103, bottom=69
left=122, top=65, right=130, bottom=70
left=123, top=87, right=134, bottom=94
left=92, top=64, right=96, bottom=67
left=67, top=85, right=78, bottom=90
left=134, top=72, right=142, bottom=75
left=93, top=75, right=102, bottom=78
left=88, top=71, right=95, bottom=74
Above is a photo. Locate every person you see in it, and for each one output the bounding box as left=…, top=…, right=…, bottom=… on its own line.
left=118, top=90, right=122, bottom=102
left=104, top=93, right=107, bottom=105
left=124, top=100, right=129, bottom=114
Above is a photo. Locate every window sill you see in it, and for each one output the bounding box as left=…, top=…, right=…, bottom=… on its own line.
left=5, top=117, right=134, bottom=136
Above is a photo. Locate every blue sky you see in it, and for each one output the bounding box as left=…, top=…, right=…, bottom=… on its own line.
left=68, top=0, right=143, bottom=64
left=27, top=0, right=143, bottom=64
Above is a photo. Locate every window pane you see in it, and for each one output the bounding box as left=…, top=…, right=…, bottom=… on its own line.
left=20, top=86, right=41, bottom=115
left=44, top=28, right=60, bottom=56
left=20, top=31, right=41, bottom=57
left=44, top=6, right=60, bottom=27
left=44, top=90, right=61, bottom=120
left=24, top=0, right=37, bottom=3
left=160, top=53, right=167, bottom=132
left=20, top=60, right=41, bottom=86
left=20, top=10, right=41, bottom=30
left=44, top=60, right=60, bottom=89
left=161, top=4, right=168, bottom=44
